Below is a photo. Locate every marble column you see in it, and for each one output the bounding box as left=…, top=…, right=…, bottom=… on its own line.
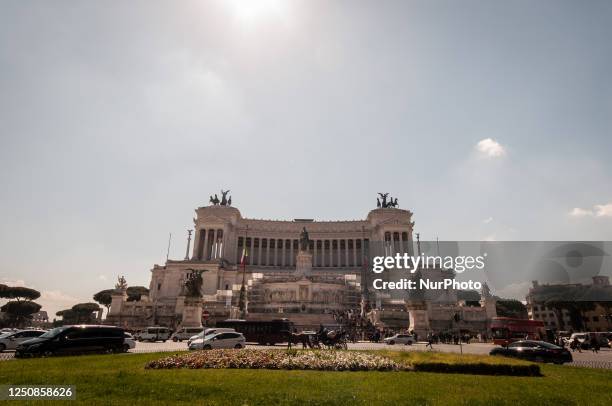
left=281, top=240, right=286, bottom=267
left=345, top=239, right=350, bottom=267
left=321, top=240, right=326, bottom=267
left=211, top=229, right=218, bottom=259
left=273, top=239, right=278, bottom=266
left=201, top=229, right=209, bottom=260
left=257, top=238, right=262, bottom=266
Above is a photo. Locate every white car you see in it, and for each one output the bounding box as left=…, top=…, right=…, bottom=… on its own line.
left=384, top=334, right=416, bottom=345
left=189, top=331, right=245, bottom=350
left=187, top=328, right=235, bottom=346
left=0, top=330, right=46, bottom=352
left=123, top=332, right=136, bottom=352
left=171, top=327, right=204, bottom=342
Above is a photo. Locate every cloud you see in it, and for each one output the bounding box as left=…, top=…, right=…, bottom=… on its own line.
left=493, top=281, right=532, bottom=301
left=98, top=275, right=107, bottom=281
left=594, top=203, right=612, bottom=217
left=569, top=202, right=612, bottom=218
left=569, top=207, right=594, bottom=217
left=475, top=138, right=506, bottom=158
left=39, top=290, right=83, bottom=318
left=483, top=217, right=493, bottom=224
left=0, top=278, right=27, bottom=287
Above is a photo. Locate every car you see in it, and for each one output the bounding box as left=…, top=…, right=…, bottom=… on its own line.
left=383, top=334, right=416, bottom=345
left=189, top=331, right=245, bottom=350
left=187, top=328, right=236, bottom=346
left=0, top=330, right=46, bottom=352
left=489, top=340, right=573, bottom=364
left=171, top=327, right=204, bottom=342
left=123, top=332, right=136, bottom=352
left=15, top=325, right=125, bottom=358
left=139, top=327, right=171, bottom=342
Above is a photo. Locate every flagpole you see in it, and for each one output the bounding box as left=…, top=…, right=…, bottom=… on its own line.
left=238, top=225, right=248, bottom=318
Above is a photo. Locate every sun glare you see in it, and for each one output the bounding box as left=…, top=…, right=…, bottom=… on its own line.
left=225, top=0, right=287, bottom=22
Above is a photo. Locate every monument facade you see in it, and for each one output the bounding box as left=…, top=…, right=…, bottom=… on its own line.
left=106, top=192, right=496, bottom=335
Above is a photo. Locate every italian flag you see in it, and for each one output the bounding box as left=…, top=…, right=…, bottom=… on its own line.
left=240, top=246, right=249, bottom=267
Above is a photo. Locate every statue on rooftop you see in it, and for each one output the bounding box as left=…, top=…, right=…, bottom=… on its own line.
left=221, top=189, right=231, bottom=205
left=376, top=193, right=399, bottom=208
left=115, top=275, right=127, bottom=291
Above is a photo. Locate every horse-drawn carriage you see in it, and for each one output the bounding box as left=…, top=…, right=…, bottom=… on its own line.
left=289, top=328, right=348, bottom=350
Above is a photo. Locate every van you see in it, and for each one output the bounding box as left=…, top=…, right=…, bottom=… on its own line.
left=139, top=327, right=171, bottom=342
left=15, top=325, right=125, bottom=357
left=171, top=327, right=204, bottom=342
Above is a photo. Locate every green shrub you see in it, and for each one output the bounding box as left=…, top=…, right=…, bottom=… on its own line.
left=412, top=361, right=541, bottom=376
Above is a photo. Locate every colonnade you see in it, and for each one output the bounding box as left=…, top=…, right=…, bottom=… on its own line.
left=235, top=236, right=373, bottom=268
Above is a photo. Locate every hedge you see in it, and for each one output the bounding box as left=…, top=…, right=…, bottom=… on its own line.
left=412, top=361, right=541, bottom=376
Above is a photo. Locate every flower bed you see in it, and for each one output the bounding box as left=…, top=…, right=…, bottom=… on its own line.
left=145, top=349, right=410, bottom=372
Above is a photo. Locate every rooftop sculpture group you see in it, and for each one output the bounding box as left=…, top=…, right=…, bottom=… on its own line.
left=376, top=193, right=399, bottom=208
left=209, top=189, right=232, bottom=206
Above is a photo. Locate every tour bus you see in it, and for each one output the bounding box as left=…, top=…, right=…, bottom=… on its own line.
left=491, top=317, right=545, bottom=346
left=215, top=319, right=294, bottom=345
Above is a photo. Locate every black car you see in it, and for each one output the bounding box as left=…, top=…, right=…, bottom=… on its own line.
left=490, top=340, right=573, bottom=364
left=15, top=325, right=125, bottom=358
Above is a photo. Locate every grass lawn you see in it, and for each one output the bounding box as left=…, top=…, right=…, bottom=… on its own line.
left=1, top=351, right=611, bottom=405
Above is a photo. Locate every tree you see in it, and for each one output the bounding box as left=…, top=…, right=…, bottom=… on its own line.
left=496, top=299, right=528, bottom=319
left=93, top=289, right=114, bottom=311
left=126, top=286, right=149, bottom=302
left=71, top=302, right=101, bottom=323
left=0, top=285, right=42, bottom=327
left=1, top=301, right=41, bottom=326
left=56, top=309, right=77, bottom=325
left=0, top=286, right=41, bottom=302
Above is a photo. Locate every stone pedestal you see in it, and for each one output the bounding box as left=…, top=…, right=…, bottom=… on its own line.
left=181, top=298, right=203, bottom=328
left=407, top=301, right=430, bottom=340
left=109, top=289, right=127, bottom=316
left=295, top=250, right=313, bottom=277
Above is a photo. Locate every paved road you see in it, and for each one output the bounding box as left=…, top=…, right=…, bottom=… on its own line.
left=3, top=341, right=612, bottom=369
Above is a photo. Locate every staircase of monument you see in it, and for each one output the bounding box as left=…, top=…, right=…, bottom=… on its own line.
left=246, top=312, right=338, bottom=331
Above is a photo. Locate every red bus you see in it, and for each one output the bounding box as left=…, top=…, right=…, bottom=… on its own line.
left=490, top=317, right=545, bottom=346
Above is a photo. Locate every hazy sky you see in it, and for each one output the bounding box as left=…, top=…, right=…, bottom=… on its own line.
left=1, top=0, right=611, bottom=316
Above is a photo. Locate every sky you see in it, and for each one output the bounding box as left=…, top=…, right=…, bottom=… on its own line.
left=1, top=0, right=611, bottom=317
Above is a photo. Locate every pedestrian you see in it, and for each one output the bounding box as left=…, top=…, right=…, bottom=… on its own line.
left=570, top=337, right=582, bottom=353
left=590, top=335, right=600, bottom=353
left=426, top=332, right=434, bottom=350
